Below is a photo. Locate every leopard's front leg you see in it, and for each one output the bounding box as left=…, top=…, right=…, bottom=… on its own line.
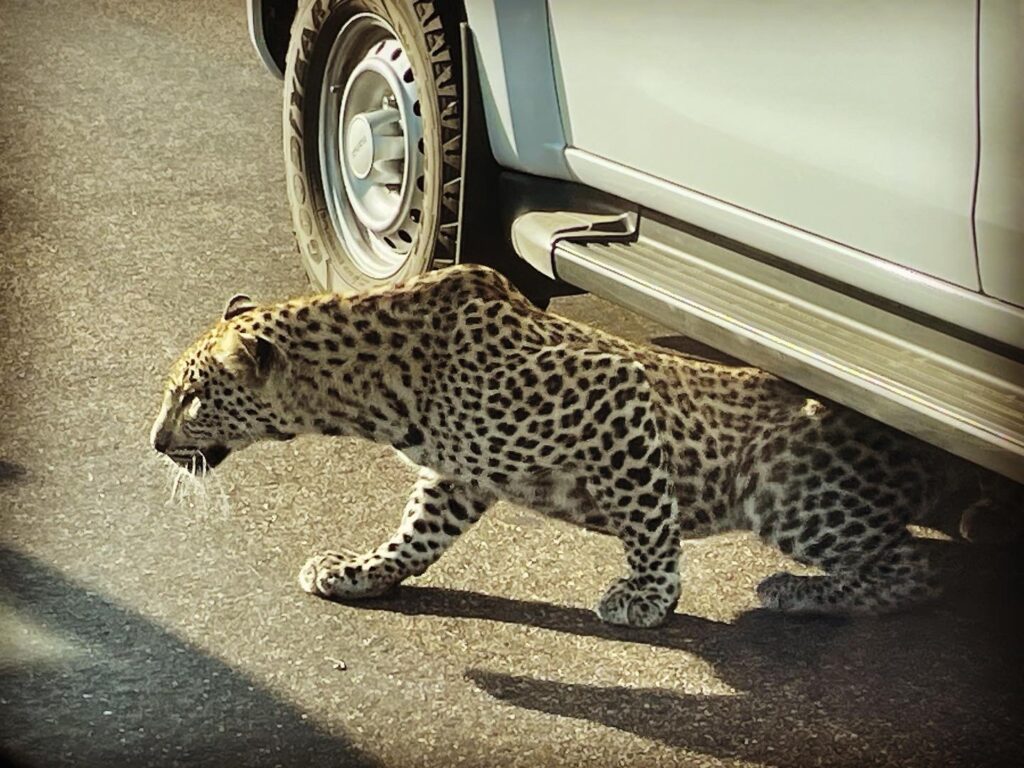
left=299, top=470, right=494, bottom=600
left=588, top=409, right=683, bottom=628
left=596, top=509, right=682, bottom=628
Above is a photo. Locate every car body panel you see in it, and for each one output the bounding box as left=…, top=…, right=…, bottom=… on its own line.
left=463, top=0, right=572, bottom=178
left=564, top=148, right=1024, bottom=349
left=976, top=0, right=1024, bottom=307
left=546, top=0, right=979, bottom=289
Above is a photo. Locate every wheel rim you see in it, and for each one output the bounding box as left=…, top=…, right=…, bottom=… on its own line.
left=319, top=14, right=426, bottom=280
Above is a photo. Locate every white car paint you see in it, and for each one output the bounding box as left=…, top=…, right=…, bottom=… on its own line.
left=463, top=0, right=1024, bottom=342
left=976, top=0, right=1024, bottom=307
left=463, top=0, right=572, bottom=178
left=546, top=0, right=979, bottom=289
left=563, top=148, right=1024, bottom=349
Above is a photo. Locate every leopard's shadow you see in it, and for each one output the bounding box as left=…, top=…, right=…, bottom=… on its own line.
left=362, top=542, right=1024, bottom=766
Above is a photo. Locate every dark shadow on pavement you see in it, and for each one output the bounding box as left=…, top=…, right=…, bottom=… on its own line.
left=0, top=460, right=28, bottom=487
left=364, top=541, right=1024, bottom=767
left=0, top=546, right=379, bottom=768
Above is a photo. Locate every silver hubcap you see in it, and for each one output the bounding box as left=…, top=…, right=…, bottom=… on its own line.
left=319, top=15, right=425, bottom=279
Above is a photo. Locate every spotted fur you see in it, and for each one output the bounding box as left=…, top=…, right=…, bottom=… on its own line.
left=151, top=264, right=997, bottom=626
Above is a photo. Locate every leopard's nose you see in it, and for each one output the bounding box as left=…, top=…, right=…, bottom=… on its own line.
left=152, top=430, right=171, bottom=454
left=150, top=411, right=173, bottom=454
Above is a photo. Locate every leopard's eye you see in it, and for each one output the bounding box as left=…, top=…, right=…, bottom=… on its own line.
left=181, top=392, right=202, bottom=419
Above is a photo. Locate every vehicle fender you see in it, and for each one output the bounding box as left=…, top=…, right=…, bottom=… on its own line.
left=248, top=0, right=297, bottom=79
left=463, top=0, right=570, bottom=179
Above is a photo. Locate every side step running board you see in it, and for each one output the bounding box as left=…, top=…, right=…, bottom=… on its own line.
left=512, top=211, right=1024, bottom=483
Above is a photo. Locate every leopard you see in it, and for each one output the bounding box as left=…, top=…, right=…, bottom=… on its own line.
left=150, top=263, right=1013, bottom=627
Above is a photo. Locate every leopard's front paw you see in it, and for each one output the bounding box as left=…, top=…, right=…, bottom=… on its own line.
left=596, top=577, right=678, bottom=628
left=298, top=551, right=401, bottom=600
left=297, top=551, right=351, bottom=597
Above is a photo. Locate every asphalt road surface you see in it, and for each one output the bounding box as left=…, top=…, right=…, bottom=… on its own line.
left=1, top=2, right=1022, bottom=767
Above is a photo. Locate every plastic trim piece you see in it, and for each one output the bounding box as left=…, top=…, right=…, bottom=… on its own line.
left=462, top=0, right=571, bottom=178
left=511, top=211, right=635, bottom=279
left=248, top=0, right=285, bottom=79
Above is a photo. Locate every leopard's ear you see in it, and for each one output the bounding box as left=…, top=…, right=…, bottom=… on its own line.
left=213, top=329, right=286, bottom=386
left=223, top=294, right=256, bottom=321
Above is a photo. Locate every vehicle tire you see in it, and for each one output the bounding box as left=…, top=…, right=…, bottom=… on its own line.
left=283, top=0, right=462, bottom=292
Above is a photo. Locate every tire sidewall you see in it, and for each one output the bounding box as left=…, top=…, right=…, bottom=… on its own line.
left=283, top=0, right=461, bottom=292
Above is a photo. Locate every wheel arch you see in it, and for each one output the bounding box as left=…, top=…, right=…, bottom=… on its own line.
left=263, top=0, right=567, bottom=302
left=248, top=0, right=297, bottom=78
left=249, top=1, right=468, bottom=79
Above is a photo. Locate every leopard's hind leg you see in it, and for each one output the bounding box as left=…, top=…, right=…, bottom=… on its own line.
left=741, top=408, right=945, bottom=615
left=749, top=462, right=940, bottom=613
left=756, top=534, right=939, bottom=614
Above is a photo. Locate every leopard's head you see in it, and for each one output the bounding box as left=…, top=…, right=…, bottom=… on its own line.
left=150, top=294, right=290, bottom=473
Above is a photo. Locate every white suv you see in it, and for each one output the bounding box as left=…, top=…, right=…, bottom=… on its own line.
left=248, top=0, right=1023, bottom=485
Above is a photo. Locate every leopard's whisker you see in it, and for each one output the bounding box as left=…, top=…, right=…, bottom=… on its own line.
left=179, top=465, right=193, bottom=504
left=157, top=450, right=233, bottom=518
left=159, top=454, right=184, bottom=504
left=203, top=465, right=232, bottom=517
left=170, top=466, right=184, bottom=504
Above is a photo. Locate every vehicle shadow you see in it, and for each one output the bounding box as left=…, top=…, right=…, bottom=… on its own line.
left=367, top=540, right=1024, bottom=767
left=0, top=546, right=379, bottom=768
left=650, top=334, right=747, bottom=366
